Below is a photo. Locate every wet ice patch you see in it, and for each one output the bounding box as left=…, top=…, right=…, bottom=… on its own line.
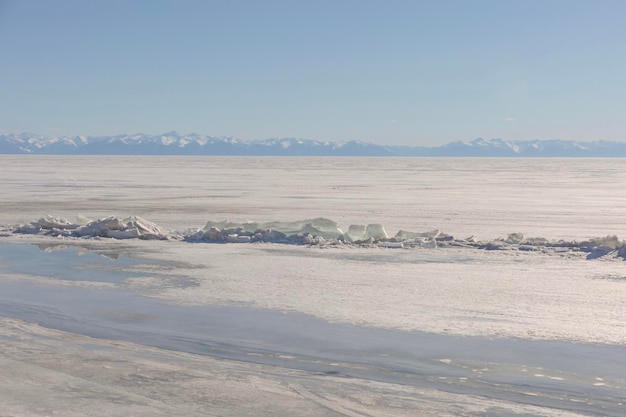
left=0, top=243, right=155, bottom=284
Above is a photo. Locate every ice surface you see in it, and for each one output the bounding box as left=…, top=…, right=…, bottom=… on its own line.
left=3, top=316, right=605, bottom=417
left=2, top=156, right=626, bottom=416
left=1, top=241, right=625, bottom=416
left=4, top=156, right=626, bottom=241
left=2, top=156, right=626, bottom=346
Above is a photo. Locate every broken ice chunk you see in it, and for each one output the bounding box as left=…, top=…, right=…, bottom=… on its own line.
left=366, top=224, right=388, bottom=240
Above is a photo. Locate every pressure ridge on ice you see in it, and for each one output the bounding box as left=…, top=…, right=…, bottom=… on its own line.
left=5, top=214, right=626, bottom=260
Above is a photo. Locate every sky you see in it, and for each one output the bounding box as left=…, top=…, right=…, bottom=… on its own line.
left=0, top=0, right=625, bottom=146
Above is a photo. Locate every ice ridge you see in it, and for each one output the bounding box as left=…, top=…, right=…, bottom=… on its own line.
left=7, top=215, right=626, bottom=260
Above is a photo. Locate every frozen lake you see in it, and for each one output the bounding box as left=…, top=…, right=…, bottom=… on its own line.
left=3, top=156, right=626, bottom=240
left=1, top=156, right=625, bottom=416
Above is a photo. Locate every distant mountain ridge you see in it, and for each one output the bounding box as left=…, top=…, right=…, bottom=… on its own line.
left=2, top=132, right=626, bottom=157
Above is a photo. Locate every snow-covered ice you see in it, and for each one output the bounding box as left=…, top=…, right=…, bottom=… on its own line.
left=1, top=156, right=626, bottom=416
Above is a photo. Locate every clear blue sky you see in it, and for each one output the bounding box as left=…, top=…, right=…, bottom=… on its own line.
left=1, top=0, right=625, bottom=146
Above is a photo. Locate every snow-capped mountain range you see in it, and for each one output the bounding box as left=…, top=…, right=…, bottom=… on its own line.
left=2, top=132, right=626, bottom=157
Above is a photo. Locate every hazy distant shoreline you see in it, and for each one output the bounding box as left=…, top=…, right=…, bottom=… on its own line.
left=3, top=133, right=626, bottom=157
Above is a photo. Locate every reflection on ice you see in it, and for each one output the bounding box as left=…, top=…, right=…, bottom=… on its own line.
left=36, top=243, right=120, bottom=259
left=0, top=243, right=150, bottom=283
left=10, top=214, right=626, bottom=260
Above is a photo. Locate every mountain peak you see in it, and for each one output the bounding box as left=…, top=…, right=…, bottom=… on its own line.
left=1, top=134, right=626, bottom=157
